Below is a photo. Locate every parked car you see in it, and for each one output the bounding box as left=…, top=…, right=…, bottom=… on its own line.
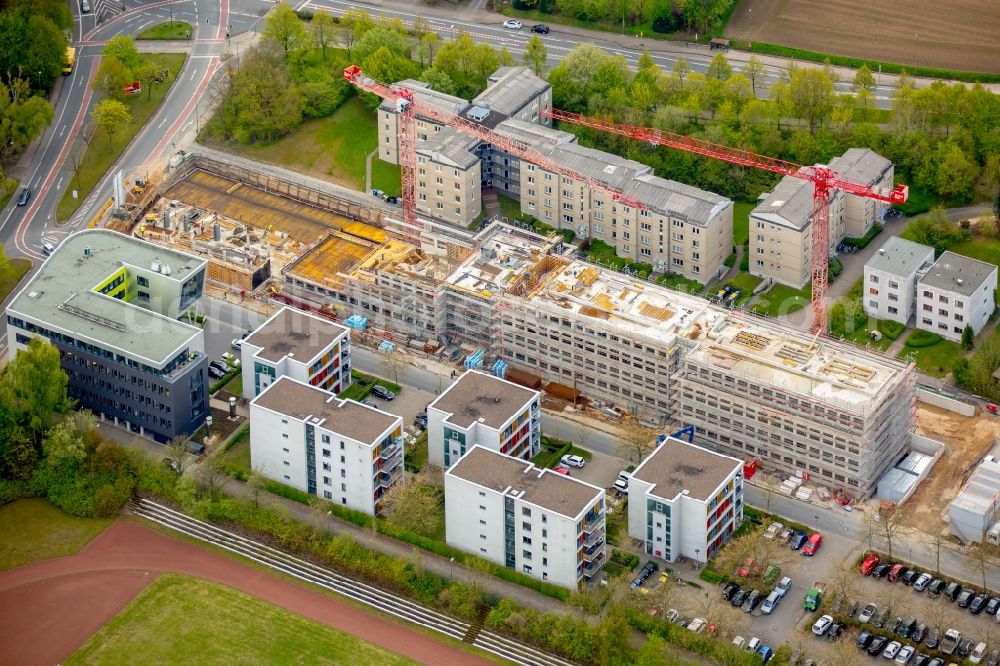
left=413, top=412, right=428, bottom=429
left=888, top=564, right=908, bottom=583
left=15, top=187, right=30, bottom=206
left=943, top=581, right=962, bottom=601
left=856, top=631, right=874, bottom=649
left=910, top=623, right=928, bottom=643
left=231, top=338, right=243, bottom=350
left=872, top=563, right=892, bottom=580
left=746, top=637, right=761, bottom=653
left=924, top=627, right=939, bottom=650
left=730, top=587, right=749, bottom=607
left=858, top=602, right=877, bottom=623
left=722, top=582, right=740, bottom=601
left=986, top=648, right=1000, bottom=666
left=162, top=457, right=181, bottom=473
left=867, top=636, right=888, bottom=656
left=613, top=479, right=629, bottom=494
left=860, top=554, right=880, bottom=575
left=827, top=623, right=843, bottom=640
left=207, top=365, right=225, bottom=379
left=757, top=645, right=774, bottom=664
left=363, top=400, right=379, bottom=408
left=846, top=599, right=859, bottom=618
left=553, top=467, right=570, bottom=476
left=912, top=654, right=931, bottom=666
left=560, top=454, right=586, bottom=468
left=913, top=572, right=933, bottom=591
left=925, top=659, right=944, bottom=666
left=738, top=557, right=756, bottom=577
left=883, top=640, right=902, bottom=660
left=927, top=579, right=946, bottom=597
left=985, top=597, right=1000, bottom=616
left=958, top=588, right=976, bottom=608
left=901, top=569, right=920, bottom=585
left=872, top=604, right=890, bottom=628
left=761, top=591, right=782, bottom=615
left=530, top=23, right=550, bottom=33
left=731, top=636, right=746, bottom=650
left=503, top=19, right=522, bottom=29
left=811, top=614, right=834, bottom=636
left=42, top=242, right=56, bottom=255
left=897, top=617, right=916, bottom=638
left=686, top=617, right=708, bottom=633
left=888, top=617, right=903, bottom=635
left=895, top=645, right=915, bottom=664
left=742, top=590, right=762, bottom=613
left=371, top=385, right=395, bottom=400
left=630, top=562, right=656, bottom=589
left=775, top=576, right=792, bottom=598
left=970, top=593, right=989, bottom=614
left=970, top=642, right=987, bottom=664
left=958, top=638, right=975, bottom=658
left=789, top=531, right=808, bottom=550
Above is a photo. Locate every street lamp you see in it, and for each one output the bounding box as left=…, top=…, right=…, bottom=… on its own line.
left=449, top=557, right=455, bottom=581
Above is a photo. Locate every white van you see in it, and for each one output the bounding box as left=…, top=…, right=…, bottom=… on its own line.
left=80, top=0, right=91, bottom=12
left=42, top=242, right=56, bottom=255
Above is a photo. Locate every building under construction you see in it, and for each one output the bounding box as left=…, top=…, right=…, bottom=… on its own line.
left=278, top=220, right=914, bottom=496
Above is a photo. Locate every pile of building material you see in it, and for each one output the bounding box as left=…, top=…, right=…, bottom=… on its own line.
left=778, top=476, right=804, bottom=497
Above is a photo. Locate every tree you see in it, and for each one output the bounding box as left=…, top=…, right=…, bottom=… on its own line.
left=962, top=324, right=975, bottom=350
left=379, top=348, right=409, bottom=385
left=0, top=77, right=54, bottom=164
left=0, top=405, right=38, bottom=481
left=337, top=8, right=375, bottom=58
left=103, top=36, right=141, bottom=71
left=41, top=411, right=95, bottom=466
left=789, top=67, right=834, bottom=133
left=92, top=98, right=131, bottom=148
left=353, top=24, right=410, bottom=64
left=360, top=47, right=420, bottom=108
left=262, top=3, right=307, bottom=55
left=382, top=478, right=441, bottom=537
left=419, top=68, right=456, bottom=96
left=828, top=561, right=860, bottom=605
left=418, top=32, right=440, bottom=68
left=197, top=457, right=227, bottom=497
left=867, top=505, right=902, bottom=560
left=0, top=10, right=67, bottom=92
left=615, top=419, right=656, bottom=464
left=134, top=62, right=161, bottom=101
left=597, top=610, right=632, bottom=666
left=921, top=140, right=978, bottom=203
left=548, top=43, right=630, bottom=112
left=635, top=635, right=667, bottom=666
left=166, top=437, right=189, bottom=473
left=307, top=497, right=330, bottom=537
left=215, top=43, right=303, bottom=143
left=706, top=52, right=731, bottom=81
left=744, top=55, right=765, bottom=98
left=994, top=179, right=1000, bottom=236
left=1, top=337, right=69, bottom=440
left=925, top=530, right=947, bottom=575
left=311, top=9, right=336, bottom=61
left=899, top=208, right=969, bottom=255
left=94, top=57, right=131, bottom=102
left=523, top=35, right=547, bottom=76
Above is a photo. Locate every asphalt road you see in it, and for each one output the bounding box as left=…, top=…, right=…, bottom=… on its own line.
left=307, top=0, right=899, bottom=108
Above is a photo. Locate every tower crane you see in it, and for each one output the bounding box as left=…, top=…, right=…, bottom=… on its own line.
left=540, top=109, right=909, bottom=331
left=343, top=65, right=646, bottom=240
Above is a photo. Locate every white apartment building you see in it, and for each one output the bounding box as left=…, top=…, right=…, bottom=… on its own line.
left=916, top=251, right=998, bottom=342
left=863, top=236, right=935, bottom=325
left=444, top=445, right=606, bottom=588
left=628, top=436, right=744, bottom=564
left=241, top=306, right=352, bottom=399
left=249, top=376, right=403, bottom=515
left=750, top=149, right=894, bottom=288
left=427, top=370, right=542, bottom=468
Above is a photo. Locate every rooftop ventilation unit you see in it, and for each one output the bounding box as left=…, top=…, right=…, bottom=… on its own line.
left=466, top=106, right=490, bottom=122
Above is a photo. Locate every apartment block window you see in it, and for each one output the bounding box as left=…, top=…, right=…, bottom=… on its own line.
left=282, top=447, right=289, bottom=453
left=756, top=259, right=764, bottom=268
left=522, top=550, right=532, bottom=560
left=544, top=186, right=552, bottom=195
left=522, top=507, right=531, bottom=516
left=955, top=300, right=964, bottom=308
left=322, top=449, right=330, bottom=458
left=923, top=290, right=933, bottom=298
left=938, top=323, right=948, bottom=330
left=341, top=483, right=346, bottom=491
left=323, top=476, right=331, bottom=485
left=888, top=306, right=898, bottom=314
left=321, top=435, right=330, bottom=444
left=756, top=221, right=765, bottom=229
left=869, top=288, right=878, bottom=295
left=955, top=313, right=964, bottom=322
left=640, top=248, right=652, bottom=257
left=888, top=280, right=899, bottom=289
left=939, top=308, right=948, bottom=316
left=523, top=536, right=532, bottom=544
left=283, top=461, right=290, bottom=466
left=888, top=293, right=898, bottom=301
left=522, top=521, right=531, bottom=531
left=322, top=462, right=331, bottom=472
left=870, top=274, right=879, bottom=283
left=323, top=490, right=332, bottom=499
left=923, top=304, right=933, bottom=312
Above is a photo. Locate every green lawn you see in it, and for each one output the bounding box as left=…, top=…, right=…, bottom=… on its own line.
left=215, top=96, right=382, bottom=192
left=370, top=159, right=401, bottom=196
left=720, top=271, right=763, bottom=306
left=222, top=439, right=252, bottom=478
left=67, top=574, right=419, bottom=665
left=498, top=193, right=523, bottom=220
left=898, top=333, right=967, bottom=378
left=0, top=257, right=31, bottom=303
left=836, top=317, right=894, bottom=352
left=751, top=283, right=811, bottom=317
left=57, top=53, right=186, bottom=221
left=137, top=21, right=193, bottom=40
left=404, top=432, right=428, bottom=473
left=657, top=272, right=703, bottom=294
left=732, top=202, right=754, bottom=247
left=0, top=499, right=111, bottom=571
left=948, top=236, right=1000, bottom=269
left=222, top=372, right=244, bottom=395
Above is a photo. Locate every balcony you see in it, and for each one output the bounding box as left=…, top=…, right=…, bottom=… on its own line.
left=580, top=526, right=605, bottom=548
left=581, top=550, right=606, bottom=576
left=377, top=467, right=402, bottom=489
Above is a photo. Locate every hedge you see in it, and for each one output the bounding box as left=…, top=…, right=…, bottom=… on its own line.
left=843, top=223, right=883, bottom=249
left=223, top=425, right=250, bottom=452
left=905, top=329, right=942, bottom=348
left=878, top=319, right=905, bottom=341
left=209, top=367, right=241, bottom=395
left=724, top=252, right=737, bottom=267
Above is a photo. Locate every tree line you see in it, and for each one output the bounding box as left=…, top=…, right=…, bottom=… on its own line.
left=547, top=46, right=1000, bottom=206
left=513, top=0, right=735, bottom=37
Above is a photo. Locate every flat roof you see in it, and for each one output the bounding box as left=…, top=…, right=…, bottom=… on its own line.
left=252, top=376, right=399, bottom=444
left=428, top=370, right=538, bottom=429
left=448, top=446, right=602, bottom=518
left=244, top=306, right=349, bottom=364
left=631, top=436, right=741, bottom=502
left=949, top=458, right=1000, bottom=515
left=865, top=236, right=934, bottom=277
left=8, top=229, right=204, bottom=366
left=919, top=251, right=998, bottom=297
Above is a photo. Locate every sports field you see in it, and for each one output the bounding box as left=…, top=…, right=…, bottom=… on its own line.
left=67, top=574, right=419, bottom=665
left=726, top=0, right=1000, bottom=73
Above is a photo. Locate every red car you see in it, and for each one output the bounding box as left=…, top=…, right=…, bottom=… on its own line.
left=553, top=467, right=570, bottom=476
left=801, top=532, right=822, bottom=556
left=860, top=554, right=880, bottom=575
left=737, top=557, right=756, bottom=577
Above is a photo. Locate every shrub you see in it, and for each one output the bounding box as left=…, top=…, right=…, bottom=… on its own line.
left=828, top=256, right=843, bottom=278
left=739, top=255, right=749, bottom=271
left=843, top=222, right=883, bottom=249
left=878, top=319, right=905, bottom=340
left=905, top=329, right=943, bottom=348
left=724, top=252, right=736, bottom=267
left=699, top=568, right=727, bottom=584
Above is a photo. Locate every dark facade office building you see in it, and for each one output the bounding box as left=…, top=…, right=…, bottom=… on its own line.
left=6, top=229, right=210, bottom=443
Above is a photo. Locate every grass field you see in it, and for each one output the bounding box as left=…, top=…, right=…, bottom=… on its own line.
left=751, top=282, right=811, bottom=317
left=0, top=257, right=31, bottom=303
left=898, top=334, right=967, bottom=378
left=57, top=53, right=186, bottom=222
left=949, top=236, right=1000, bottom=269
left=726, top=0, right=1000, bottom=75
left=137, top=21, right=193, bottom=39
left=67, top=574, right=419, bottom=665
left=0, top=499, right=111, bottom=571
left=217, top=96, right=401, bottom=193
left=732, top=202, right=754, bottom=247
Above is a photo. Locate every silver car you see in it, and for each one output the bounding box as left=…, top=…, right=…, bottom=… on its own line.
left=560, top=454, right=585, bottom=468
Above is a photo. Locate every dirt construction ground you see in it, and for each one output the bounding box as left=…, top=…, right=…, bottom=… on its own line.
left=900, top=405, right=1000, bottom=530
left=726, top=0, right=1000, bottom=73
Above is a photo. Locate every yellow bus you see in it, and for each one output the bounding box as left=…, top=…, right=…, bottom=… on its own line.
left=63, top=46, right=75, bottom=75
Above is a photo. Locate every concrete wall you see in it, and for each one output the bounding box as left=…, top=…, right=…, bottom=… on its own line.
left=916, top=387, right=977, bottom=417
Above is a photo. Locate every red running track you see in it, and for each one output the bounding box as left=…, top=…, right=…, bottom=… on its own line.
left=0, top=520, right=493, bottom=666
